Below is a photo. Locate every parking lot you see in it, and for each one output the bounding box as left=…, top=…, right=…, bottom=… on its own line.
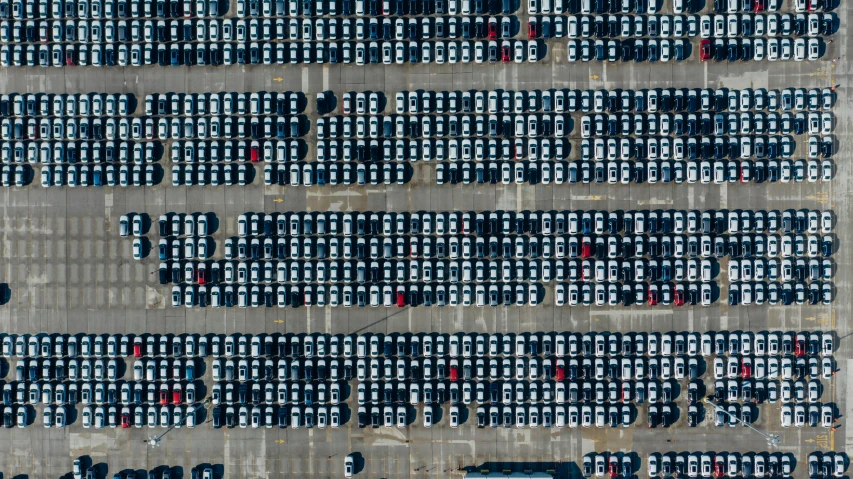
left=0, top=0, right=850, bottom=474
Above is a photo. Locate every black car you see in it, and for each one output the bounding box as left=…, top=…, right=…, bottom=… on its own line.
left=740, top=41, right=753, bottom=61
left=714, top=42, right=726, bottom=62
left=278, top=407, right=288, bottom=428
left=727, top=41, right=738, bottom=61
left=647, top=41, right=658, bottom=61
left=212, top=406, right=221, bottom=428
left=633, top=41, right=645, bottom=62
left=621, top=42, right=632, bottom=61
left=823, top=237, right=833, bottom=256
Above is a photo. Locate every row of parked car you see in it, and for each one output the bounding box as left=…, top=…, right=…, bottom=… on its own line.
left=315, top=113, right=571, bottom=139
left=582, top=135, right=832, bottom=161
left=2, top=0, right=219, bottom=20
left=315, top=138, right=568, bottom=163
left=169, top=257, right=729, bottom=286
left=161, top=279, right=819, bottom=308
left=12, top=356, right=126, bottom=382
left=167, top=139, right=302, bottom=163
left=145, top=91, right=304, bottom=116
left=389, top=87, right=834, bottom=116
left=37, top=163, right=155, bottom=186
left=230, top=209, right=834, bottom=238
left=1, top=141, right=157, bottom=165
left=0, top=333, right=216, bottom=359
left=23, top=12, right=838, bottom=48
left=0, top=92, right=132, bottom=117
left=0, top=38, right=543, bottom=66
left=697, top=36, right=822, bottom=62
left=6, top=377, right=200, bottom=406
left=80, top=403, right=202, bottom=428
left=234, top=0, right=514, bottom=18
left=568, top=36, right=692, bottom=61
left=7, top=329, right=833, bottom=359
left=435, top=159, right=833, bottom=186
left=727, top=281, right=832, bottom=305
left=169, top=232, right=830, bottom=264
left=642, top=452, right=804, bottom=479
left=169, top=161, right=403, bottom=187
left=533, top=12, right=835, bottom=39
left=169, top=281, right=545, bottom=307
left=581, top=112, right=833, bottom=138
left=168, top=162, right=251, bottom=186
left=205, top=356, right=714, bottom=386
left=263, top=160, right=407, bottom=186
left=0, top=117, right=301, bottom=142
left=11, top=357, right=198, bottom=383
left=0, top=162, right=153, bottom=186
left=2, top=15, right=524, bottom=44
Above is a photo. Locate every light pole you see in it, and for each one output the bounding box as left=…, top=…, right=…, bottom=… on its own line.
left=148, top=399, right=211, bottom=448
left=705, top=399, right=781, bottom=447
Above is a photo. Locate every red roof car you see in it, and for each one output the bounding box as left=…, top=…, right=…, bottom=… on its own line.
left=488, top=20, right=498, bottom=39
left=753, top=0, right=765, bottom=11
left=674, top=291, right=685, bottom=306
left=121, top=412, right=130, bottom=428
left=160, top=389, right=169, bottom=405
left=700, top=39, right=712, bottom=61
left=396, top=292, right=405, bottom=307
left=648, top=288, right=658, bottom=306
left=250, top=145, right=259, bottom=162
left=501, top=42, right=511, bottom=63
left=133, top=343, right=142, bottom=358
left=528, top=19, right=537, bottom=39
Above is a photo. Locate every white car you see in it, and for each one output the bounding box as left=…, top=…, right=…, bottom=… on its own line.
left=344, top=454, right=354, bottom=477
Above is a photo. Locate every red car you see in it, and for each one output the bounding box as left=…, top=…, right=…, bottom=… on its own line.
left=250, top=145, right=259, bottom=162
left=160, top=390, right=169, bottom=405
left=609, top=461, right=619, bottom=478
left=700, top=39, right=712, bottom=61
left=197, top=267, right=206, bottom=285
left=121, top=412, right=130, bottom=428
left=173, top=389, right=182, bottom=405
left=501, top=43, right=511, bottom=63
left=581, top=242, right=591, bottom=258
left=528, top=19, right=537, bottom=39
left=450, top=366, right=458, bottom=381
left=741, top=363, right=751, bottom=379
left=554, top=365, right=565, bottom=381
left=753, top=0, right=765, bottom=11
left=488, top=20, right=498, bottom=39
left=714, top=461, right=725, bottom=478
left=65, top=50, right=75, bottom=66
left=795, top=339, right=805, bottom=357
left=674, top=291, right=685, bottom=306
left=648, top=289, right=658, bottom=306
left=396, top=292, right=405, bottom=307
left=133, top=342, right=142, bottom=358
